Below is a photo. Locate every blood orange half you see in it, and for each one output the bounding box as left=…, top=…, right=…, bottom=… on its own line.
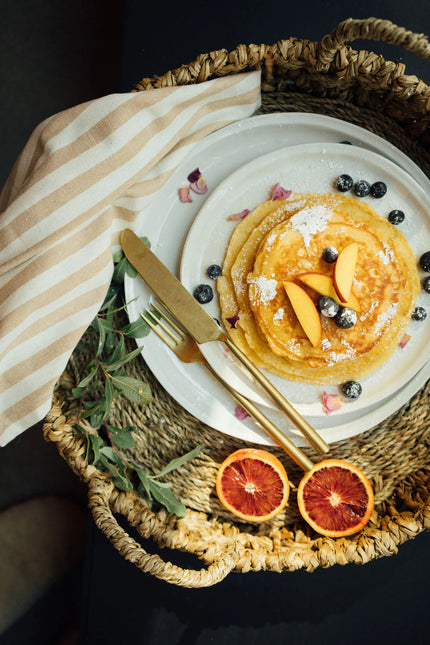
left=297, top=459, right=374, bottom=537
left=216, top=448, right=290, bottom=522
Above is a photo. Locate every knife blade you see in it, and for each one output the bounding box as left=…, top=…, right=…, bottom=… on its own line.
left=120, top=228, right=330, bottom=455
left=121, top=228, right=223, bottom=344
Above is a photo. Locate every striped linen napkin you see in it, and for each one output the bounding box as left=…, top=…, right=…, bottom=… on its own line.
left=0, top=71, right=261, bottom=445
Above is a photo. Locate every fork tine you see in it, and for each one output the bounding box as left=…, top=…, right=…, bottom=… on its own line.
left=145, top=307, right=181, bottom=343
left=152, top=299, right=186, bottom=338
left=140, top=312, right=176, bottom=350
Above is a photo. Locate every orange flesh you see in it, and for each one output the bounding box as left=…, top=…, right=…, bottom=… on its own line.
left=301, top=465, right=370, bottom=532
left=220, top=458, right=285, bottom=518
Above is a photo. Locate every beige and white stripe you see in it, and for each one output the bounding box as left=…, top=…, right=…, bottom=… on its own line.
left=0, top=71, right=261, bottom=445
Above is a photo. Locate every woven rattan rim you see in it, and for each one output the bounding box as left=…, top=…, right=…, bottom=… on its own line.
left=44, top=17, right=430, bottom=588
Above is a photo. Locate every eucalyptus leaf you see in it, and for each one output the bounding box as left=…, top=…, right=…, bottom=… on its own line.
left=111, top=375, right=152, bottom=406
left=120, top=317, right=151, bottom=339
left=108, top=454, right=134, bottom=491
left=104, top=331, right=117, bottom=356
left=108, top=425, right=135, bottom=450
left=140, top=236, right=151, bottom=249
left=107, top=334, right=125, bottom=364
left=98, top=455, right=119, bottom=477
left=112, top=473, right=134, bottom=491
left=99, top=446, right=117, bottom=462
left=135, top=467, right=150, bottom=480
left=93, top=317, right=106, bottom=357
left=112, top=256, right=128, bottom=284
left=137, top=482, right=150, bottom=498
left=100, top=286, right=119, bottom=311
left=88, top=434, right=105, bottom=464
left=150, top=480, right=172, bottom=489
left=81, top=404, right=99, bottom=419
left=113, top=248, right=124, bottom=263
left=154, top=445, right=202, bottom=478
left=78, top=369, right=97, bottom=388
left=98, top=318, right=114, bottom=332
left=102, top=378, right=114, bottom=421
left=104, top=346, right=142, bottom=372
left=90, top=410, right=104, bottom=428
left=146, top=480, right=186, bottom=517
left=125, top=262, right=138, bottom=278
left=136, top=468, right=159, bottom=502
left=83, top=401, right=98, bottom=410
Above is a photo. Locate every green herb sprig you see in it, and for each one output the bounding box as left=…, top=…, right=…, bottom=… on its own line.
left=73, top=236, right=201, bottom=516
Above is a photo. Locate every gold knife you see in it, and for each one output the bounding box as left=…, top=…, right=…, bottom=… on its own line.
left=120, top=228, right=330, bottom=455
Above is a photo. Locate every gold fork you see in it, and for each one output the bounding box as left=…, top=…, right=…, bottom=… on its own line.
left=141, top=302, right=315, bottom=472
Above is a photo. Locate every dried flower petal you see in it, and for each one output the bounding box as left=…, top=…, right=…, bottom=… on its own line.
left=399, top=333, right=411, bottom=348
left=187, top=168, right=201, bottom=183
left=322, top=391, right=342, bottom=414
left=226, top=315, right=240, bottom=329
left=271, top=183, right=292, bottom=201
left=190, top=174, right=208, bottom=194
left=235, top=405, right=250, bottom=420
left=179, top=186, right=192, bottom=203
left=227, top=209, right=251, bottom=221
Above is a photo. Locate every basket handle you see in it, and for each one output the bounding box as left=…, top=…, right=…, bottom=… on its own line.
left=87, top=477, right=238, bottom=588
left=319, top=17, right=430, bottom=66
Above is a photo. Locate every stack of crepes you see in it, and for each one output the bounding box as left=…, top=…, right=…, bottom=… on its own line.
left=218, top=192, right=420, bottom=384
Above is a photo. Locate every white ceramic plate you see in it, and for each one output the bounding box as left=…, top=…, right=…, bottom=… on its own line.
left=180, top=142, right=430, bottom=417
left=124, top=112, right=430, bottom=446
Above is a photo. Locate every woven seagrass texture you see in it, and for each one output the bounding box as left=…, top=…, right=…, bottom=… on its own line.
left=44, top=17, right=430, bottom=587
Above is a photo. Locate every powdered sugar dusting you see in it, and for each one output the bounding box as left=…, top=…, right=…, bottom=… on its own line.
left=273, top=308, right=284, bottom=323
left=248, top=276, right=278, bottom=303
left=327, top=340, right=357, bottom=365
left=288, top=204, right=333, bottom=247
left=266, top=231, right=277, bottom=246
left=374, top=303, right=399, bottom=335
left=377, top=242, right=395, bottom=265
left=327, top=351, right=357, bottom=365
left=360, top=300, right=379, bottom=322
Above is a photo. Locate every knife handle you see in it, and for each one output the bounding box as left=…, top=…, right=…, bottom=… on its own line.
left=224, top=336, right=330, bottom=455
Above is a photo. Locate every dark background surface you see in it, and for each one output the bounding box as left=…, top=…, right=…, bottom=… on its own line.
left=1, top=1, right=430, bottom=643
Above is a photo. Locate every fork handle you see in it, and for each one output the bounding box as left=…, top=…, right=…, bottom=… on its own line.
left=232, top=392, right=314, bottom=472
left=224, top=336, right=330, bottom=455
left=208, top=363, right=314, bottom=471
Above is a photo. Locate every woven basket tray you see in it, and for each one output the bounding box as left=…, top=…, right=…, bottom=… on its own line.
left=44, top=17, right=430, bottom=588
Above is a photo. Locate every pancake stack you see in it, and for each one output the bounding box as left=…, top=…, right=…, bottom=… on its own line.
left=217, top=192, right=420, bottom=384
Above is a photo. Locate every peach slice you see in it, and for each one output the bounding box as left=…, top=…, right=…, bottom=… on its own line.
left=333, top=243, right=359, bottom=303
left=283, top=281, right=322, bottom=347
left=296, top=272, right=361, bottom=312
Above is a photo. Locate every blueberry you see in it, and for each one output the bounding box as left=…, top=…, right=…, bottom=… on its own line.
left=353, top=180, right=371, bottom=197
left=207, top=264, right=222, bottom=279
left=423, top=276, right=430, bottom=293
left=322, top=246, right=339, bottom=263
left=412, top=306, right=427, bottom=321
left=419, top=251, right=430, bottom=272
left=388, top=209, right=405, bottom=225
left=193, top=284, right=213, bottom=304
left=318, top=296, right=340, bottom=318
left=334, top=307, right=357, bottom=329
left=334, top=174, right=353, bottom=192
left=342, top=381, right=362, bottom=399
left=370, top=181, right=387, bottom=198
